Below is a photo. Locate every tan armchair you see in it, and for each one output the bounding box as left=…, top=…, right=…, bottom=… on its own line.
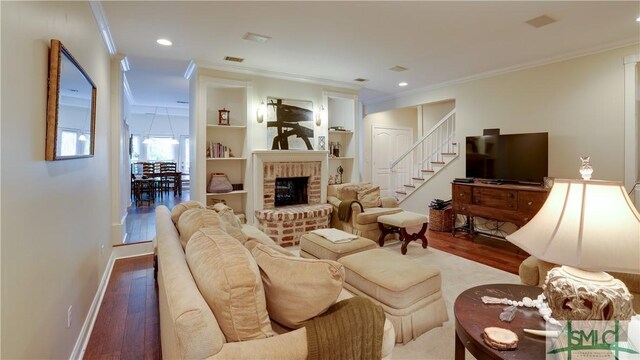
left=327, top=183, right=403, bottom=241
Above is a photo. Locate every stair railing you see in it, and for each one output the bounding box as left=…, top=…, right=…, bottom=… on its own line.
left=389, top=109, right=456, bottom=197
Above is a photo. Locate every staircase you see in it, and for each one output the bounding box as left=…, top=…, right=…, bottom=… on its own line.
left=389, top=109, right=458, bottom=203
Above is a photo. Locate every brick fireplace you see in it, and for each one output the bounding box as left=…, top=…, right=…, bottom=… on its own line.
left=253, top=152, right=332, bottom=247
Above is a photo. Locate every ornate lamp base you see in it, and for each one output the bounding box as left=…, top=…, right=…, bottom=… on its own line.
left=543, top=266, right=635, bottom=320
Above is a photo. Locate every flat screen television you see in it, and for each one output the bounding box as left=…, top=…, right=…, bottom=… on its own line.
left=465, top=132, right=548, bottom=184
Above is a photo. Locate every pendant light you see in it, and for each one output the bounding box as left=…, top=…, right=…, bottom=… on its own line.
left=142, top=108, right=157, bottom=144
left=165, top=107, right=179, bottom=144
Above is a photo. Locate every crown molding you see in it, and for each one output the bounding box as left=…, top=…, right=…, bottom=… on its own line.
left=192, top=60, right=361, bottom=91
left=365, top=39, right=639, bottom=109
left=122, top=72, right=134, bottom=105
left=90, top=1, right=117, bottom=56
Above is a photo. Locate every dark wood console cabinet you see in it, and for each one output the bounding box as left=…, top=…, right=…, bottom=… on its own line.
left=451, top=181, right=549, bottom=236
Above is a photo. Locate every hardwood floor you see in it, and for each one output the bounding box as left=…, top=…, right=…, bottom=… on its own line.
left=85, top=224, right=527, bottom=359
left=84, top=255, right=159, bottom=359
left=125, top=190, right=190, bottom=244
left=424, top=228, right=528, bottom=275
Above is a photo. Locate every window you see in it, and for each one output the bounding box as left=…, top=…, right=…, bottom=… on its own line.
left=146, top=137, right=176, bottom=161
left=60, top=131, right=77, bottom=156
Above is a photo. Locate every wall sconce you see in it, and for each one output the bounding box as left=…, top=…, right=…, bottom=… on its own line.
left=257, top=101, right=266, bottom=123
left=315, top=105, right=325, bottom=126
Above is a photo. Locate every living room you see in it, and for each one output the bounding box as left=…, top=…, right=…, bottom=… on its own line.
left=1, top=1, right=639, bottom=359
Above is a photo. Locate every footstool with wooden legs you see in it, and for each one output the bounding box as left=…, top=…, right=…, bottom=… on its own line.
left=377, top=211, right=429, bottom=255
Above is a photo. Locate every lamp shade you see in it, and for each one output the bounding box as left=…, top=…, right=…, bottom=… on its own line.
left=506, top=179, right=640, bottom=274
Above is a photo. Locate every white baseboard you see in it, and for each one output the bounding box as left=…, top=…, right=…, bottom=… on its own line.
left=70, top=242, right=155, bottom=360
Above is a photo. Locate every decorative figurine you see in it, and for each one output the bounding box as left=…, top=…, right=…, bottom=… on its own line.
left=337, top=166, right=344, bottom=184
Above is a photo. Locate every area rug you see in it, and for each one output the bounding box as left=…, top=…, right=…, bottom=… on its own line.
left=380, top=241, right=520, bottom=359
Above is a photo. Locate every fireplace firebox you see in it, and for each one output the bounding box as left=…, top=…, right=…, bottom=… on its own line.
left=275, top=177, right=308, bottom=206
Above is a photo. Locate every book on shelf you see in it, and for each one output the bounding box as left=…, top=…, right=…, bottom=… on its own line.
left=207, top=141, right=232, bottom=158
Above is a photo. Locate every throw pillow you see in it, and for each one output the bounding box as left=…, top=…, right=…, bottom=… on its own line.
left=177, top=208, right=221, bottom=249
left=337, top=184, right=360, bottom=200
left=170, top=201, right=205, bottom=225
left=186, top=227, right=275, bottom=342
left=207, top=203, right=248, bottom=244
left=250, top=244, right=344, bottom=329
left=244, top=238, right=295, bottom=257
left=358, top=185, right=382, bottom=208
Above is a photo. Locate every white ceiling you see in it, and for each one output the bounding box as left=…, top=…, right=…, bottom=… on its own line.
left=101, top=1, right=640, bottom=112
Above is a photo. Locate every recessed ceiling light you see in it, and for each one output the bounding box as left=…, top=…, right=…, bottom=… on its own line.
left=157, top=38, right=173, bottom=46
left=398, top=82, right=408, bottom=87
left=636, top=16, right=640, bottom=22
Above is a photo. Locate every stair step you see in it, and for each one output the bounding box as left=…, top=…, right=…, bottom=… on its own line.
left=412, top=177, right=425, bottom=181
left=441, top=152, right=457, bottom=156
left=395, top=190, right=407, bottom=195
left=404, top=184, right=416, bottom=188
left=431, top=161, right=445, bottom=165
left=421, top=169, right=435, bottom=173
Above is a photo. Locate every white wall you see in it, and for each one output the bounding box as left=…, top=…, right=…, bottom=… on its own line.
left=1, top=2, right=112, bottom=358
left=422, top=99, right=455, bottom=131
left=366, top=45, right=637, bottom=213
left=362, top=106, right=418, bottom=183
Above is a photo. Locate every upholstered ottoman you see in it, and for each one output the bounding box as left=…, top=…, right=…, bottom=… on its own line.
left=338, top=248, right=449, bottom=344
left=299, top=232, right=377, bottom=261
left=378, top=211, right=429, bottom=255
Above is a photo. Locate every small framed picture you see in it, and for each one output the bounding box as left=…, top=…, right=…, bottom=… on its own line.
left=218, top=108, right=230, bottom=126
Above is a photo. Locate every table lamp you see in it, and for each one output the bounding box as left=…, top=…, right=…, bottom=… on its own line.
left=506, top=161, right=640, bottom=321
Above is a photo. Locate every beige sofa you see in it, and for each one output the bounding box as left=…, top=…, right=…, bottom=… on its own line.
left=519, top=255, right=640, bottom=313
left=327, top=183, right=402, bottom=241
left=155, top=204, right=395, bottom=359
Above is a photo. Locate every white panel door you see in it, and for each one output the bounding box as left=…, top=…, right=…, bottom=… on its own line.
left=372, top=126, right=413, bottom=197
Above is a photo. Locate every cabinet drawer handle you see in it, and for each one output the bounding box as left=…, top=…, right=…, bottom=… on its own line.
left=527, top=201, right=533, bottom=206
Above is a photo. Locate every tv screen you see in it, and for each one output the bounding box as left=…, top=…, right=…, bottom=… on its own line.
left=465, top=132, right=548, bottom=184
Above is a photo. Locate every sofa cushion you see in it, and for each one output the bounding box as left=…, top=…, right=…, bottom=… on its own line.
left=355, top=207, right=403, bottom=225
left=250, top=244, right=345, bottom=329
left=208, top=203, right=248, bottom=244
left=186, top=227, right=275, bottom=342
left=170, top=201, right=205, bottom=225
left=358, top=185, right=382, bottom=208
left=177, top=209, right=222, bottom=249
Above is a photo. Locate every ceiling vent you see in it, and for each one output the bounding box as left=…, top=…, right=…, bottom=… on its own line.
left=526, top=15, right=556, bottom=28
left=176, top=100, right=189, bottom=104
left=224, top=56, right=245, bottom=63
left=354, top=78, right=369, bottom=82
left=242, top=32, right=271, bottom=43
left=389, top=66, right=408, bottom=72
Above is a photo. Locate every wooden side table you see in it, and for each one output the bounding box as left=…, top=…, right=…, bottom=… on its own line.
left=454, top=284, right=548, bottom=360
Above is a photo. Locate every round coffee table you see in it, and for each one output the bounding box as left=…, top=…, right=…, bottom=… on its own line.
left=454, top=284, right=548, bottom=360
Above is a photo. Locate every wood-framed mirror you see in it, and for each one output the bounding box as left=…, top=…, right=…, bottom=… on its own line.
left=45, top=39, right=97, bottom=160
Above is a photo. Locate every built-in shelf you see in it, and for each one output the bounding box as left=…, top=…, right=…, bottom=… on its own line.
left=207, top=124, right=246, bottom=129
left=206, top=157, right=247, bottom=161
left=206, top=190, right=247, bottom=196
left=329, top=156, right=354, bottom=160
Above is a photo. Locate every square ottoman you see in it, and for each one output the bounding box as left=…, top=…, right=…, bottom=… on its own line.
left=299, top=232, right=377, bottom=261
left=338, top=248, right=449, bottom=344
